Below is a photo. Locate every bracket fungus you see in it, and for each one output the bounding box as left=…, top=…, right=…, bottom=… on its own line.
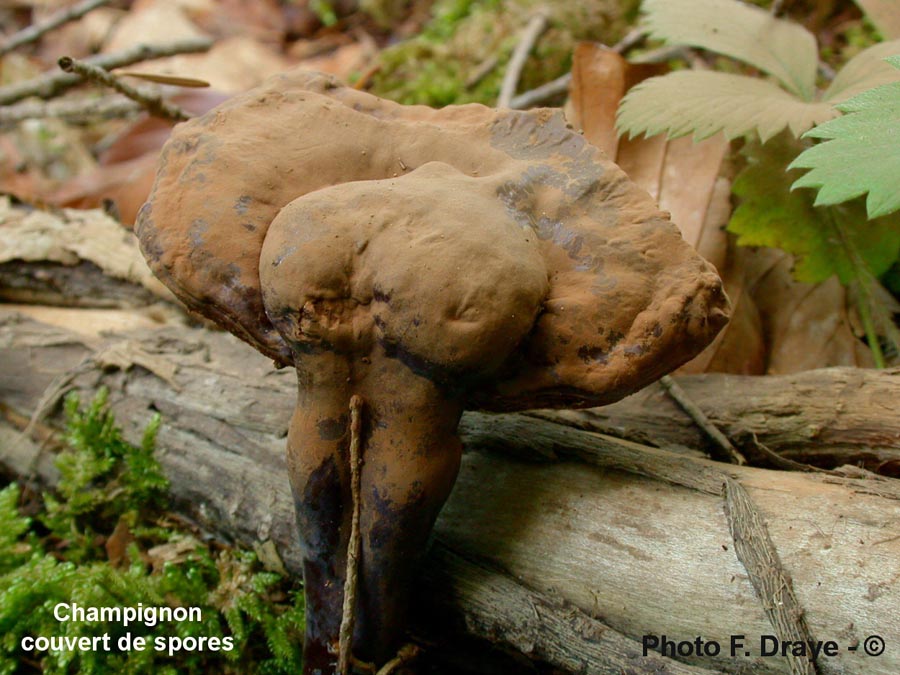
left=137, top=70, right=729, bottom=674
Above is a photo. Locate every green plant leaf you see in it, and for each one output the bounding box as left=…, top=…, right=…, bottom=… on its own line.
left=641, top=0, right=819, bottom=99
left=616, top=70, right=836, bottom=142
left=730, top=134, right=900, bottom=284
left=825, top=39, right=900, bottom=102
left=790, top=56, right=900, bottom=219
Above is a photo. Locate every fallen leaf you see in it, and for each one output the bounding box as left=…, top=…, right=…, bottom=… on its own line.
left=2, top=305, right=170, bottom=339
left=678, top=243, right=766, bottom=375
left=655, top=134, right=730, bottom=270
left=103, top=0, right=210, bottom=53
left=147, top=535, right=201, bottom=572
left=852, top=0, right=900, bottom=38
left=105, top=516, right=135, bottom=568
left=568, top=43, right=628, bottom=157
left=52, top=89, right=229, bottom=224
left=117, top=36, right=292, bottom=93
left=743, top=248, right=874, bottom=372
left=0, top=196, right=172, bottom=299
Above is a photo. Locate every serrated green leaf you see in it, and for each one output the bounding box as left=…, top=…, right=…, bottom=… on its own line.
left=616, top=70, right=836, bottom=142
left=791, top=58, right=900, bottom=219
left=730, top=135, right=900, bottom=284
left=825, top=39, right=900, bottom=102
left=641, top=0, right=818, bottom=99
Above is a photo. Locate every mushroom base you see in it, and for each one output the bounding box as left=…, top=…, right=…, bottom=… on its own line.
left=286, top=350, right=464, bottom=674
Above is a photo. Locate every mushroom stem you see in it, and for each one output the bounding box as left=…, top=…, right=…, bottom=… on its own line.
left=287, top=350, right=463, bottom=674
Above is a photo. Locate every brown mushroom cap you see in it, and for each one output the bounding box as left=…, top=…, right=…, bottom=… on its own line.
left=137, top=70, right=728, bottom=410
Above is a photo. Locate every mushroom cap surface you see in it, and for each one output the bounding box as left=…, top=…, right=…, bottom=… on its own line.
left=137, top=69, right=729, bottom=410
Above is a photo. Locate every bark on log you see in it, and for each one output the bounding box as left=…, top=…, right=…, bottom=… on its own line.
left=1, top=307, right=899, bottom=675
left=537, top=368, right=900, bottom=474
left=0, top=260, right=163, bottom=308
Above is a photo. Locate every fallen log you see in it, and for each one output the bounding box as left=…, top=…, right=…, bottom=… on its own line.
left=1, top=307, right=899, bottom=675
left=538, top=367, right=900, bottom=474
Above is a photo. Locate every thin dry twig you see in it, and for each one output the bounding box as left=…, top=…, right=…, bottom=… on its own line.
left=58, top=55, right=190, bottom=121
left=0, top=94, right=140, bottom=128
left=338, top=394, right=365, bottom=675
left=658, top=375, right=748, bottom=465
left=0, top=38, right=213, bottom=106
left=465, top=54, right=499, bottom=89
left=0, top=0, right=113, bottom=57
left=508, top=28, right=648, bottom=109
left=375, top=644, right=421, bottom=675
left=747, top=432, right=836, bottom=474
left=497, top=10, right=549, bottom=108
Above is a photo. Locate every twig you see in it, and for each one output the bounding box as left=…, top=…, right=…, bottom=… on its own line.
left=658, top=375, right=747, bottom=465
left=508, top=28, right=648, bottom=109
left=338, top=394, right=365, bottom=675
left=0, top=94, right=141, bottom=128
left=611, top=26, right=650, bottom=55
left=497, top=10, right=549, bottom=108
left=375, top=644, right=421, bottom=675
left=724, top=478, right=820, bottom=675
left=0, top=38, right=213, bottom=106
left=770, top=0, right=786, bottom=16
left=0, top=0, right=113, bottom=57
left=630, top=44, right=692, bottom=64
left=509, top=73, right=569, bottom=109
left=747, top=432, right=835, bottom=474
left=465, top=54, right=499, bottom=89
left=352, top=63, right=381, bottom=90
left=58, top=55, right=190, bottom=121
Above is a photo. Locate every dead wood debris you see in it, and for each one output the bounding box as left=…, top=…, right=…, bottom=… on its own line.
left=509, top=27, right=647, bottom=109
left=0, top=0, right=113, bottom=57
left=0, top=95, right=141, bottom=128
left=658, top=374, right=748, bottom=465
left=497, top=11, right=549, bottom=108
left=0, top=38, right=213, bottom=106
left=58, top=55, right=190, bottom=121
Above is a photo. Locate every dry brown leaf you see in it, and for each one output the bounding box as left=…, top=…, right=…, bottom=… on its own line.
left=103, top=0, right=210, bottom=53
left=293, top=39, right=379, bottom=81
left=0, top=196, right=172, bottom=299
left=2, top=305, right=168, bottom=339
left=105, top=516, right=135, bottom=568
left=743, top=248, right=874, bottom=372
left=52, top=90, right=228, bottom=224
left=616, top=132, right=667, bottom=201
left=853, top=0, right=900, bottom=39
left=184, top=0, right=287, bottom=45
left=568, top=43, right=628, bottom=157
left=94, top=339, right=181, bottom=389
left=35, top=7, right=126, bottom=62
left=147, top=535, right=201, bottom=573
left=679, top=243, right=766, bottom=375
left=116, top=36, right=291, bottom=93
left=655, top=135, right=730, bottom=269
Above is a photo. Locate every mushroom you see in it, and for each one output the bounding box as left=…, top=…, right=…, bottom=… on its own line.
left=137, top=70, right=729, bottom=674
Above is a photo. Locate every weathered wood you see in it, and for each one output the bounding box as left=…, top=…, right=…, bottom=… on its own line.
left=536, top=366, right=900, bottom=473
left=1, top=308, right=899, bottom=675
left=0, top=260, right=162, bottom=308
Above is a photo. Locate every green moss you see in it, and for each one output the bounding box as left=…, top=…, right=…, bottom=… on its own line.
left=0, top=391, right=304, bottom=675
left=371, top=0, right=640, bottom=106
